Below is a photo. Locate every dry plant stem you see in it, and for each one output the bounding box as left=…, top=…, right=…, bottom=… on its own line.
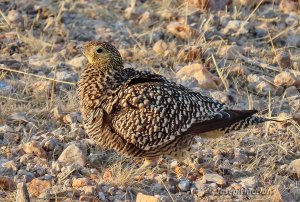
left=0, top=66, right=76, bottom=86
left=265, top=91, right=272, bottom=136
left=236, top=52, right=281, bottom=72
left=126, top=27, right=143, bottom=49
left=236, top=0, right=265, bottom=35
left=260, top=76, right=276, bottom=87
left=0, top=10, right=11, bottom=28
left=245, top=0, right=265, bottom=22
left=0, top=95, right=29, bottom=103
left=287, top=120, right=300, bottom=136
left=158, top=177, right=175, bottom=202
left=59, top=168, right=76, bottom=181
left=50, top=65, right=58, bottom=109
left=257, top=17, right=280, bottom=22
left=211, top=54, right=229, bottom=91
left=267, top=28, right=277, bottom=54
left=267, top=24, right=298, bottom=44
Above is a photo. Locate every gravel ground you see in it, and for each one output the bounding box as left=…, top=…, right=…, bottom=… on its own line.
left=0, top=0, right=300, bottom=201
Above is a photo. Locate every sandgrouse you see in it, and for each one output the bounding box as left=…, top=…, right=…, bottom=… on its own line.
left=78, top=41, right=272, bottom=166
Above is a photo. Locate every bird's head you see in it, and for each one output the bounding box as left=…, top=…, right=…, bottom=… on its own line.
left=83, top=41, right=123, bottom=67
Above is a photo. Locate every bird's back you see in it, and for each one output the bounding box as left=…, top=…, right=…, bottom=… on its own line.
left=109, top=68, right=262, bottom=151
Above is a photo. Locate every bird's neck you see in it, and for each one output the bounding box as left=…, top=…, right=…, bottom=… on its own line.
left=77, top=63, right=125, bottom=119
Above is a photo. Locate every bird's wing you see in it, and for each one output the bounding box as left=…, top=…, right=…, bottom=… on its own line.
left=110, top=75, right=249, bottom=151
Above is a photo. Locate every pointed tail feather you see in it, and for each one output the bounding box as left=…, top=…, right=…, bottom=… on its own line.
left=186, top=108, right=287, bottom=136
left=185, top=109, right=258, bottom=135
left=222, top=116, right=285, bottom=134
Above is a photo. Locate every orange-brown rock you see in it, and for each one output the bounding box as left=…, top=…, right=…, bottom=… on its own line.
left=27, top=178, right=52, bottom=197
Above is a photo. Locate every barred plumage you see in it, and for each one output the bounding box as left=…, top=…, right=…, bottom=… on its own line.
left=77, top=41, right=272, bottom=165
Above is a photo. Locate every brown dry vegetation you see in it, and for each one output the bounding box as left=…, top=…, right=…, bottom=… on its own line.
left=0, top=0, right=300, bottom=201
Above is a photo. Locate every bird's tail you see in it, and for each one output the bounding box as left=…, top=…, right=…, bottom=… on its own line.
left=199, top=116, right=286, bottom=138
left=222, top=115, right=289, bottom=134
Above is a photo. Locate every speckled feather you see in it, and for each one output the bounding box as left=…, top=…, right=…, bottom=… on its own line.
left=77, top=41, right=269, bottom=159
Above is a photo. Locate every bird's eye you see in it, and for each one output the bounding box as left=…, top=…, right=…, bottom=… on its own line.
left=96, top=48, right=103, bottom=53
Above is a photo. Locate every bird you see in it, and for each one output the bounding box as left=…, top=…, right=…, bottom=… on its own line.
left=77, top=41, right=275, bottom=167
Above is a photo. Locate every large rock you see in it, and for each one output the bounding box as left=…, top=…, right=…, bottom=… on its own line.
left=2, top=160, right=18, bottom=171
left=177, top=180, right=191, bottom=192
left=153, top=40, right=168, bottom=55
left=27, top=178, right=52, bottom=197
left=273, top=51, right=291, bottom=69
left=202, top=173, right=226, bottom=186
left=72, top=178, right=92, bottom=188
left=285, top=86, right=300, bottom=98
left=136, top=193, right=159, bottom=202
left=167, top=22, right=196, bottom=39
left=235, top=176, right=257, bottom=189
left=58, top=144, right=86, bottom=166
left=22, top=140, right=46, bottom=158
left=67, top=56, right=86, bottom=70
left=176, top=63, right=220, bottom=90
left=7, top=10, right=24, bottom=28
left=274, top=71, right=300, bottom=87
left=287, top=159, right=300, bottom=179
left=41, top=137, right=58, bottom=151
left=279, top=0, right=300, bottom=13
left=0, top=81, right=12, bottom=94
left=221, top=20, right=248, bottom=35
left=0, top=167, right=15, bottom=177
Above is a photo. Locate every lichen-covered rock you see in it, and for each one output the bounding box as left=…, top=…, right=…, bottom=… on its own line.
left=58, top=144, right=86, bottom=166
